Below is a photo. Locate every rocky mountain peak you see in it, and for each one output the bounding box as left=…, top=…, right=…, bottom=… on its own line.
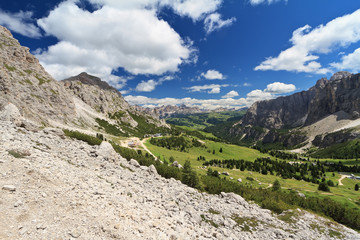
left=63, top=72, right=120, bottom=96
left=330, top=71, right=352, bottom=81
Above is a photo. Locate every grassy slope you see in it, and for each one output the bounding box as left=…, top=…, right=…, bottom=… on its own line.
left=145, top=138, right=360, bottom=211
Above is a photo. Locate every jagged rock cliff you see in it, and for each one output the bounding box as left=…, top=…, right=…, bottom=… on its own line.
left=0, top=26, right=76, bottom=125
left=230, top=72, right=360, bottom=147
left=62, top=72, right=168, bottom=128
left=241, top=72, right=358, bottom=129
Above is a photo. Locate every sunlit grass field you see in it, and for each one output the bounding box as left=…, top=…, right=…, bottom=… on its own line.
left=145, top=138, right=360, bottom=210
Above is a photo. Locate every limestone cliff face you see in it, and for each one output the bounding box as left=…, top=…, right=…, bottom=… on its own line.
left=62, top=72, right=168, bottom=128
left=0, top=26, right=76, bottom=124
left=230, top=72, right=359, bottom=147
left=241, top=72, right=357, bottom=129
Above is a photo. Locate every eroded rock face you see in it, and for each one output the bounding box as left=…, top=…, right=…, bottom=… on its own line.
left=0, top=26, right=76, bottom=125
left=0, top=119, right=359, bottom=240
left=231, top=72, right=360, bottom=146
left=240, top=72, right=358, bottom=129
left=62, top=72, right=168, bottom=128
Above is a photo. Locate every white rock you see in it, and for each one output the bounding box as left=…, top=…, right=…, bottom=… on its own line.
left=147, top=165, right=158, bottom=176
left=2, top=185, right=16, bottom=191
left=129, top=159, right=140, bottom=168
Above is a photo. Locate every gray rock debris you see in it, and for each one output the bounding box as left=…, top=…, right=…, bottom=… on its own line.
left=0, top=119, right=359, bottom=240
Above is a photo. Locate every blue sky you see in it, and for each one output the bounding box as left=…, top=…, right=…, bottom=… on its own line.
left=1, top=0, right=360, bottom=110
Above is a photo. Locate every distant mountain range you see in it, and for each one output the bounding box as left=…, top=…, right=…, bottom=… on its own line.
left=147, top=104, right=244, bottom=119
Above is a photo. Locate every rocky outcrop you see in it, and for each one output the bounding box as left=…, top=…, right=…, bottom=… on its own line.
left=1, top=117, right=359, bottom=239
left=0, top=26, right=76, bottom=125
left=230, top=72, right=360, bottom=147
left=240, top=72, right=358, bottom=129
left=62, top=72, right=168, bottom=128
left=312, top=129, right=360, bottom=148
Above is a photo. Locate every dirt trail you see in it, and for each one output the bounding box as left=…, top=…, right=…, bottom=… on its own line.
left=338, top=175, right=347, bottom=186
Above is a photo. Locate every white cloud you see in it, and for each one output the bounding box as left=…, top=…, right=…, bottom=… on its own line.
left=255, top=9, right=360, bottom=74
left=264, top=82, right=296, bottom=94
left=249, top=0, right=286, bottom=5
left=201, top=69, right=225, bottom=80
left=125, top=81, right=297, bottom=110
left=125, top=95, right=248, bottom=110
left=243, top=82, right=251, bottom=87
left=35, top=0, right=196, bottom=88
left=0, top=10, right=41, bottom=38
left=167, top=0, right=222, bottom=21
left=186, top=84, right=228, bottom=93
left=331, top=48, right=360, bottom=73
left=135, top=74, right=174, bottom=92
left=246, top=89, right=273, bottom=100
left=204, top=13, right=236, bottom=34
left=222, top=90, right=239, bottom=98
left=208, top=87, right=221, bottom=94
left=135, top=80, right=158, bottom=92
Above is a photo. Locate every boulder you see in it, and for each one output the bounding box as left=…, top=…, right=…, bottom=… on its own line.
left=129, top=159, right=140, bottom=168
left=97, top=141, right=118, bottom=161
left=171, top=161, right=183, bottom=169
left=147, top=165, right=158, bottom=176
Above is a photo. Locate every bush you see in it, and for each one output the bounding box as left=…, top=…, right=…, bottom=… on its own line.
left=355, top=184, right=359, bottom=191
left=272, top=180, right=281, bottom=191
left=318, top=182, right=330, bottom=192
left=327, top=179, right=335, bottom=187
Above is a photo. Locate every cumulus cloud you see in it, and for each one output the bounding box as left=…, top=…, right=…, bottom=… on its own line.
left=0, top=10, right=41, bottom=38
left=135, top=80, right=158, bottom=92
left=204, top=13, right=236, bottom=34
left=255, top=9, right=360, bottom=74
left=264, top=82, right=296, bottom=94
left=201, top=69, right=225, bottom=80
left=125, top=95, right=248, bottom=110
left=249, top=0, right=286, bottom=5
left=331, top=48, right=360, bottom=73
left=222, top=90, right=239, bottom=99
left=167, top=0, right=222, bottom=21
left=243, top=83, right=251, bottom=87
left=35, top=0, right=198, bottom=88
left=34, top=0, right=231, bottom=89
left=185, top=84, right=228, bottom=94
left=135, top=75, right=174, bottom=92
left=246, top=81, right=295, bottom=102
left=126, top=81, right=296, bottom=110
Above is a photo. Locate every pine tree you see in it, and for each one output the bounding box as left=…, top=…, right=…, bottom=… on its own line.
left=272, top=179, right=281, bottom=191
left=318, top=181, right=330, bottom=192
left=181, top=160, right=200, bottom=188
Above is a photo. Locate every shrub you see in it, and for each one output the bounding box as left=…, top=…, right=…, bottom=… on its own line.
left=63, top=129, right=102, bottom=146
left=318, top=182, right=330, bottom=192
left=272, top=180, right=281, bottom=191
